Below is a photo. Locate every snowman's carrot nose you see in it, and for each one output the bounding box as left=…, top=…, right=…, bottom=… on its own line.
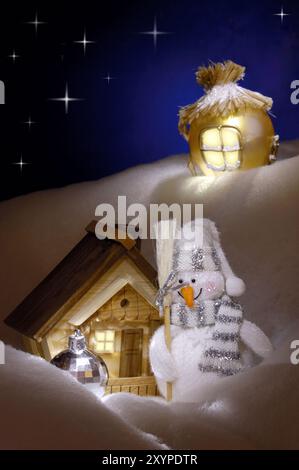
left=180, top=285, right=194, bottom=308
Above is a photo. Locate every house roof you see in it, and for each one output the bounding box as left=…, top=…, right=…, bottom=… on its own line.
left=5, top=222, right=157, bottom=340
left=67, top=259, right=158, bottom=326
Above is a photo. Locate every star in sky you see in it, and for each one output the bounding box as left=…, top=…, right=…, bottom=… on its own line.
left=23, top=116, right=36, bottom=130
left=140, top=17, right=171, bottom=48
left=49, top=83, right=83, bottom=114
left=74, top=30, right=95, bottom=55
left=8, top=50, right=20, bottom=63
left=274, top=6, right=290, bottom=23
left=26, top=12, right=46, bottom=33
left=102, top=73, right=116, bottom=85
left=13, top=156, right=30, bottom=172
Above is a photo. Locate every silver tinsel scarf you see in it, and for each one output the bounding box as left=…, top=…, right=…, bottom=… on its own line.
left=171, top=296, right=244, bottom=377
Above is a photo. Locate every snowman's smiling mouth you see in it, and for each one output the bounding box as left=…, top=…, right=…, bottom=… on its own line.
left=179, top=288, right=202, bottom=301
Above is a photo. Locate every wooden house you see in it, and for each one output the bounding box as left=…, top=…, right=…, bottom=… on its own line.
left=5, top=222, right=162, bottom=396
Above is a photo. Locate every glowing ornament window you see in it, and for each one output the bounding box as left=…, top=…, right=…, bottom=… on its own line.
left=178, top=60, right=279, bottom=176
left=94, top=330, right=115, bottom=353
left=200, top=126, right=242, bottom=171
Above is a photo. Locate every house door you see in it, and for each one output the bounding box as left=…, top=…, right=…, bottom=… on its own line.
left=119, top=329, right=143, bottom=377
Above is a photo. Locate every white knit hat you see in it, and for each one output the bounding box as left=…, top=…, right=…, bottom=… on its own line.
left=172, top=219, right=245, bottom=297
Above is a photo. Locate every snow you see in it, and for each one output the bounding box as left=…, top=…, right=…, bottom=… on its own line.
left=1, top=146, right=299, bottom=449
left=0, top=346, right=166, bottom=450
left=105, top=320, right=299, bottom=449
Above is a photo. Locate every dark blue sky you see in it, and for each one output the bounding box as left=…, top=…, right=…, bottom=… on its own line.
left=0, top=0, right=299, bottom=200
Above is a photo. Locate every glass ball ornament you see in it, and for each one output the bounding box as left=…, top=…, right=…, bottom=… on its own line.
left=51, top=329, right=108, bottom=398
left=178, top=60, right=280, bottom=176
left=187, top=109, right=278, bottom=176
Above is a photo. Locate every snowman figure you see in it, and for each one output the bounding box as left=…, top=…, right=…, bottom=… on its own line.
left=150, top=219, right=273, bottom=401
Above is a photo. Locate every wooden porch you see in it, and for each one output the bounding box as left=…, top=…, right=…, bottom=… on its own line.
left=105, top=376, right=159, bottom=396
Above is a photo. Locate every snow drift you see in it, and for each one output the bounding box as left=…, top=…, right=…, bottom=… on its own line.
left=1, top=147, right=299, bottom=449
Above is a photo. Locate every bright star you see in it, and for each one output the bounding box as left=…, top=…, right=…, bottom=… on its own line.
left=26, top=12, right=46, bottom=33
left=74, top=30, right=95, bottom=55
left=102, top=73, right=116, bottom=85
left=23, top=116, right=36, bottom=130
left=274, top=6, right=290, bottom=23
left=140, top=17, right=171, bottom=48
left=8, top=50, right=20, bottom=63
left=49, top=83, right=83, bottom=114
left=13, top=156, right=30, bottom=172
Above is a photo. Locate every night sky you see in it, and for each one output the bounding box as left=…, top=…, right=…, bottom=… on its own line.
left=1, top=0, right=299, bottom=201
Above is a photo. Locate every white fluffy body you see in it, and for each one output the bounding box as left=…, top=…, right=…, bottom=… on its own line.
left=151, top=229, right=270, bottom=402
left=149, top=320, right=272, bottom=401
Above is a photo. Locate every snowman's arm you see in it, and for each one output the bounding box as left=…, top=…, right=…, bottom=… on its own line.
left=149, top=325, right=180, bottom=382
left=240, top=320, right=273, bottom=359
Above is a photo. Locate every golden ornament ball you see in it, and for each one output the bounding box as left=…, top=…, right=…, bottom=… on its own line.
left=178, top=61, right=279, bottom=176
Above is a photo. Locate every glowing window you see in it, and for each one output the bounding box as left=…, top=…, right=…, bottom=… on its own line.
left=200, top=126, right=242, bottom=171
left=94, top=330, right=115, bottom=353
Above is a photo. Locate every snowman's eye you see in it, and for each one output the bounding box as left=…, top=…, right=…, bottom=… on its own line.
left=178, top=279, right=183, bottom=284
left=191, top=279, right=196, bottom=283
